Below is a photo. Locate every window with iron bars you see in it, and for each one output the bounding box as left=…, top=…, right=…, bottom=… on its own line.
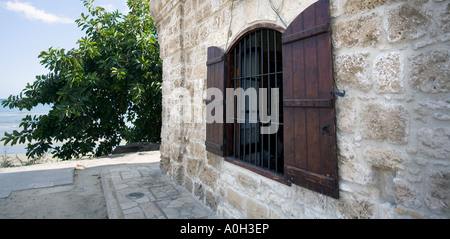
left=228, top=28, right=284, bottom=175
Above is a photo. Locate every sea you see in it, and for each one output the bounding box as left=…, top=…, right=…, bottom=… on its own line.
left=0, top=99, right=52, bottom=155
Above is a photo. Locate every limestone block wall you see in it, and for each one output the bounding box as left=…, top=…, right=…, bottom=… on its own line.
left=149, top=0, right=450, bottom=218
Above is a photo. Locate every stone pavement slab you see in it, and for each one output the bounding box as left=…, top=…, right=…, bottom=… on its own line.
left=101, top=163, right=219, bottom=219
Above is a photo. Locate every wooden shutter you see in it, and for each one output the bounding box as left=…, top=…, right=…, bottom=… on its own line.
left=282, top=0, right=339, bottom=198
left=205, top=46, right=226, bottom=156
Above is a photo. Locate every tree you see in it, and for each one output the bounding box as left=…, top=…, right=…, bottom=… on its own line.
left=1, top=0, right=162, bottom=160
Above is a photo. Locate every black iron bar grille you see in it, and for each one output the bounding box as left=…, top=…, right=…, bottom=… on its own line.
left=229, top=29, right=284, bottom=175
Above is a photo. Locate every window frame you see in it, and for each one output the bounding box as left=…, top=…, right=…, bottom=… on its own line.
left=223, top=24, right=289, bottom=185
left=205, top=0, right=339, bottom=199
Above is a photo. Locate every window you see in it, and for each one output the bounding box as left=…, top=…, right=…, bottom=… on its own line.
left=205, top=0, right=339, bottom=199
left=228, top=29, right=284, bottom=175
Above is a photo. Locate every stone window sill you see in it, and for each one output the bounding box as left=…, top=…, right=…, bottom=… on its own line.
left=224, top=157, right=291, bottom=186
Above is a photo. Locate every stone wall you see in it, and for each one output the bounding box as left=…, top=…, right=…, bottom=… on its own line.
left=149, top=0, right=449, bottom=218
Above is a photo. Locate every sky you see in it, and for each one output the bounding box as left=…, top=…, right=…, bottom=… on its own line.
left=0, top=0, right=129, bottom=99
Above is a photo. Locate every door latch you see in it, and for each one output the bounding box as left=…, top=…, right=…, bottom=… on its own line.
left=321, top=124, right=330, bottom=135
left=329, top=89, right=346, bottom=97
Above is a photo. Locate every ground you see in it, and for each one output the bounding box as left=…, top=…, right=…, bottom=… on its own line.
left=0, top=167, right=108, bottom=219
left=0, top=150, right=160, bottom=219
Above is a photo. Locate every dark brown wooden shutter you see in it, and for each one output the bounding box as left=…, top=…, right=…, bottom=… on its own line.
left=282, top=0, right=339, bottom=198
left=205, top=46, right=226, bottom=156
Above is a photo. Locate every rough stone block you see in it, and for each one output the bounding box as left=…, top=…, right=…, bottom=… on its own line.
left=396, top=206, right=425, bottom=219
left=160, top=156, right=171, bottom=174
left=187, top=124, right=206, bottom=143
left=376, top=170, right=396, bottom=204
left=237, top=173, right=258, bottom=190
left=185, top=176, right=193, bottom=193
left=336, top=96, right=357, bottom=133
left=184, top=28, right=199, bottom=49
left=207, top=152, right=223, bottom=170
left=379, top=202, right=397, bottom=219
left=269, top=209, right=284, bottom=219
left=207, top=156, right=222, bottom=171
left=416, top=98, right=450, bottom=121
left=338, top=138, right=373, bottom=186
left=191, top=63, right=207, bottom=79
left=335, top=52, right=371, bottom=91
left=243, top=0, right=259, bottom=24
left=410, top=50, right=450, bottom=93
left=246, top=199, right=269, bottom=219
left=417, top=127, right=450, bottom=159
left=425, top=171, right=450, bottom=215
left=361, top=104, right=408, bottom=144
left=364, top=148, right=405, bottom=170
left=208, top=25, right=228, bottom=47
left=337, top=194, right=374, bottom=219
left=194, top=182, right=205, bottom=200
left=343, top=0, right=387, bottom=15
left=373, top=52, right=404, bottom=93
left=339, top=159, right=373, bottom=185
left=187, top=158, right=199, bottom=177
left=183, top=0, right=196, bottom=17
left=337, top=136, right=356, bottom=163
left=172, top=164, right=185, bottom=185
left=195, top=3, right=213, bottom=23
left=437, top=1, right=450, bottom=33
left=166, top=37, right=182, bottom=57
left=211, top=5, right=230, bottom=30
left=333, top=13, right=382, bottom=48
left=394, top=179, right=422, bottom=209
left=226, top=188, right=244, bottom=211
left=206, top=190, right=219, bottom=211
left=387, top=2, right=431, bottom=42
left=199, top=165, right=218, bottom=188
left=280, top=0, right=317, bottom=25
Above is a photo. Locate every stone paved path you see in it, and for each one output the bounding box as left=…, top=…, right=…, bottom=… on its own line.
left=102, top=162, right=219, bottom=219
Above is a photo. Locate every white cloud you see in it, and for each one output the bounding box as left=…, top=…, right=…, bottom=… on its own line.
left=2, top=0, right=73, bottom=24
left=121, top=6, right=130, bottom=15
left=99, top=2, right=129, bottom=15
left=99, top=4, right=115, bottom=12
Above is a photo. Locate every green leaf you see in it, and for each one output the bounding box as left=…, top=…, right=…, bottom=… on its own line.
left=11, top=138, right=18, bottom=146
left=2, top=134, right=12, bottom=145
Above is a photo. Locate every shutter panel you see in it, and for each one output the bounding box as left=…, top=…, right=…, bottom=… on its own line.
left=282, top=0, right=339, bottom=198
left=205, top=46, right=226, bottom=156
